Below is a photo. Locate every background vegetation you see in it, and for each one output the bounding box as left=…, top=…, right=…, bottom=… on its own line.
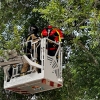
left=0, top=0, right=100, bottom=100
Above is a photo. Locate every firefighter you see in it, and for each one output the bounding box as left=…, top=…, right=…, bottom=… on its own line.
left=21, top=24, right=40, bottom=74
left=25, top=24, right=39, bottom=59
left=41, top=25, right=64, bottom=56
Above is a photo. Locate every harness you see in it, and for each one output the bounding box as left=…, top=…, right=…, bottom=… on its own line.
left=27, top=34, right=39, bottom=41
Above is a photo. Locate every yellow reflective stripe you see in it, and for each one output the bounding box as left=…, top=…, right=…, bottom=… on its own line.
left=56, top=30, right=61, bottom=41
left=27, top=36, right=31, bottom=41
left=41, top=32, right=43, bottom=36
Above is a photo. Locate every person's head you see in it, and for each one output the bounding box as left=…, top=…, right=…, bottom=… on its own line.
left=28, top=24, right=38, bottom=34
left=46, top=25, right=53, bottom=35
left=47, top=25, right=52, bottom=29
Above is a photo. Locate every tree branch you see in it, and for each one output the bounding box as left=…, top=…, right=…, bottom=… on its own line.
left=76, top=19, right=87, bottom=27
left=78, top=41, right=99, bottom=65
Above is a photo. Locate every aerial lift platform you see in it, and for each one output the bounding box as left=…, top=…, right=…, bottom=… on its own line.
left=0, top=38, right=63, bottom=95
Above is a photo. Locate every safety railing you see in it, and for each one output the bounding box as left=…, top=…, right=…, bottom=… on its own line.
left=40, top=38, right=63, bottom=79
left=4, top=37, right=63, bottom=81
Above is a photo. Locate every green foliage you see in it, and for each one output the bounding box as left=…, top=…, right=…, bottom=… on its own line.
left=0, top=0, right=100, bottom=100
left=33, top=0, right=66, bottom=27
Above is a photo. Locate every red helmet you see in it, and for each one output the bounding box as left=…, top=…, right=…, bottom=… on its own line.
left=48, top=25, right=52, bottom=29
